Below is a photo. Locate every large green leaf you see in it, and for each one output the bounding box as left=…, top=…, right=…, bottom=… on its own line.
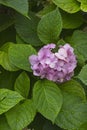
left=6, top=100, right=36, bottom=130
left=52, top=0, right=80, bottom=13
left=33, top=80, right=63, bottom=123
left=0, top=88, right=24, bottom=115
left=0, top=115, right=11, bottom=130
left=61, top=11, right=83, bottom=29
left=70, top=30, right=87, bottom=61
left=8, top=43, right=37, bottom=72
left=59, top=80, right=86, bottom=100
left=0, top=0, right=28, bottom=16
left=15, top=13, right=43, bottom=46
left=0, top=43, right=19, bottom=71
left=55, top=80, right=87, bottom=130
left=37, top=8, right=62, bottom=44
left=14, top=71, right=30, bottom=98
left=78, top=65, right=87, bottom=85
left=55, top=98, right=87, bottom=130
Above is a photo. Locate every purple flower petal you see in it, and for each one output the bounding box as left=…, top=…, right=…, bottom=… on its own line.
left=29, top=55, right=38, bottom=65
left=29, top=43, right=77, bottom=83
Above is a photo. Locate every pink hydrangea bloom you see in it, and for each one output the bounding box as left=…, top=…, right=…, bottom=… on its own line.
left=29, top=43, right=77, bottom=83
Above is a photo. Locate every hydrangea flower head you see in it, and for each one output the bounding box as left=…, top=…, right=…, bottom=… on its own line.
left=29, top=43, right=77, bottom=83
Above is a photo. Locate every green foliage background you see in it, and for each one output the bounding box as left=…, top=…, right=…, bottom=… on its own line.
left=0, top=0, right=87, bottom=130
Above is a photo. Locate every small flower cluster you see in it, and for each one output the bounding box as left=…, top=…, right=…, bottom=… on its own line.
left=29, top=44, right=77, bottom=83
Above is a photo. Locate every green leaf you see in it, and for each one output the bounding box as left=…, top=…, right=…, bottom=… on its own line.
left=0, top=88, right=24, bottom=115
left=78, top=65, right=87, bottom=85
left=14, top=71, right=30, bottom=98
left=37, top=8, right=62, bottom=44
left=0, top=115, right=11, bottom=130
left=0, top=51, right=19, bottom=71
left=77, top=0, right=81, bottom=2
left=37, top=4, right=56, bottom=17
left=70, top=30, right=87, bottom=60
left=74, top=49, right=85, bottom=67
left=0, top=0, right=28, bottom=17
left=59, top=80, right=86, bottom=100
left=57, top=39, right=66, bottom=46
left=61, top=11, right=83, bottom=29
left=0, top=14, right=14, bottom=33
left=15, top=13, right=43, bottom=46
left=71, top=30, right=87, bottom=46
left=16, top=34, right=26, bottom=44
left=0, top=43, right=19, bottom=71
left=80, top=0, right=87, bottom=12
left=6, top=100, right=36, bottom=130
left=79, top=122, right=87, bottom=130
left=55, top=100, right=87, bottom=130
left=52, top=0, right=80, bottom=13
left=33, top=80, right=63, bottom=122
left=55, top=83, right=87, bottom=130
left=8, top=43, right=37, bottom=72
